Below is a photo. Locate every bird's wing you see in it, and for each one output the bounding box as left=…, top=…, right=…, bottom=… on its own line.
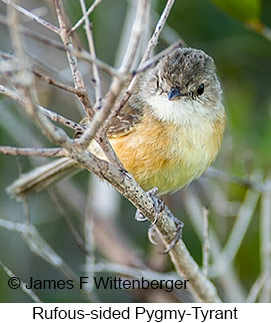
left=107, top=98, right=144, bottom=138
left=75, top=80, right=145, bottom=139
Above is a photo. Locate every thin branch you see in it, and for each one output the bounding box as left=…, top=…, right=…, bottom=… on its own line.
left=182, top=189, right=246, bottom=302
left=37, top=105, right=86, bottom=133
left=1, top=0, right=60, bottom=34
left=75, top=0, right=150, bottom=149
left=72, top=48, right=120, bottom=77
left=0, top=259, right=42, bottom=302
left=246, top=273, right=266, bottom=303
left=0, top=13, right=65, bottom=51
left=0, top=85, right=86, bottom=133
left=6, top=2, right=70, bottom=147
left=53, top=0, right=93, bottom=118
left=103, top=0, right=177, bottom=132
left=134, top=40, right=183, bottom=74
left=76, top=76, right=127, bottom=150
left=79, top=0, right=102, bottom=107
left=33, top=70, right=86, bottom=95
left=205, top=167, right=271, bottom=193
left=221, top=171, right=263, bottom=264
left=259, top=178, right=271, bottom=302
left=77, top=0, right=158, bottom=149
left=47, top=189, right=86, bottom=252
left=202, top=206, right=210, bottom=277
left=0, top=219, right=80, bottom=287
left=141, top=0, right=176, bottom=62
left=82, top=177, right=98, bottom=299
left=71, top=0, right=102, bottom=33
left=95, top=261, right=180, bottom=282
left=0, top=146, right=66, bottom=157
left=120, top=0, right=150, bottom=73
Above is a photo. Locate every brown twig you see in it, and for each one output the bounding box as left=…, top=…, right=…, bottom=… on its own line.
left=0, top=146, right=66, bottom=157
left=33, top=70, right=86, bottom=95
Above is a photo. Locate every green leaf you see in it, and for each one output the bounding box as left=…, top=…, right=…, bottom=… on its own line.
left=212, top=0, right=261, bottom=22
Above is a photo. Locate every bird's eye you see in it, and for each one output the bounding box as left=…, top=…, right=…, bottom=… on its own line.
left=197, top=83, right=204, bottom=95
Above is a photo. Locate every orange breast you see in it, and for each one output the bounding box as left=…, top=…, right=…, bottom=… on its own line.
left=110, top=111, right=225, bottom=194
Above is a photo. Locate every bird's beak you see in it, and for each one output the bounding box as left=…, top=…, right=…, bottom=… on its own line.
left=168, top=87, right=184, bottom=101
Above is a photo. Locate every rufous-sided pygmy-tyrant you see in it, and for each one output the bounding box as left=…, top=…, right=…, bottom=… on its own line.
left=7, top=47, right=226, bottom=199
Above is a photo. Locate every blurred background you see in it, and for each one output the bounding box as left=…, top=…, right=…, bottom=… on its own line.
left=0, top=0, right=270, bottom=302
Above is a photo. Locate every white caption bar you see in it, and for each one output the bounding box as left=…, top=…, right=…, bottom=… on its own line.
left=0, top=303, right=270, bottom=322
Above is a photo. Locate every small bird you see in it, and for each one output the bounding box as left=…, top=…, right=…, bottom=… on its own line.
left=7, top=47, right=226, bottom=199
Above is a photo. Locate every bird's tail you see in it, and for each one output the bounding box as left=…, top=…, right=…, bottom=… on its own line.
left=7, top=157, right=80, bottom=200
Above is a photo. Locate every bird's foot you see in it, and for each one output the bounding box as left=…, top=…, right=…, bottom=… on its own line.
left=135, top=188, right=184, bottom=251
left=162, top=214, right=184, bottom=253
left=135, top=188, right=165, bottom=245
left=135, top=187, right=164, bottom=224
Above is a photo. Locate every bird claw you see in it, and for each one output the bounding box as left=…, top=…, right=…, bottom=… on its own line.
left=135, top=187, right=183, bottom=250
left=148, top=225, right=159, bottom=245
left=161, top=219, right=184, bottom=254
left=135, top=209, right=148, bottom=222
left=135, top=187, right=165, bottom=224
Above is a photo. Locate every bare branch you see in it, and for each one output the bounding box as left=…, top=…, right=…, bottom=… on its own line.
left=82, top=178, right=97, bottom=299
left=79, top=0, right=102, bottom=107
left=71, top=0, right=102, bottom=33
left=1, top=0, right=60, bottom=34
left=182, top=189, right=246, bottom=302
left=0, top=219, right=79, bottom=287
left=206, top=167, right=271, bottom=193
left=246, top=273, right=266, bottom=303
left=221, top=171, right=263, bottom=264
left=202, top=206, right=210, bottom=277
left=0, top=85, right=86, bottom=133
left=53, top=0, right=93, bottom=118
left=74, top=1, right=151, bottom=150
left=120, top=0, right=150, bottom=73
left=6, top=2, right=70, bottom=146
left=134, top=40, right=183, bottom=74
left=141, top=0, right=176, bottom=62
left=76, top=76, right=127, bottom=150
left=0, top=259, right=41, bottom=302
left=0, top=13, right=65, bottom=50
left=33, top=70, right=86, bottom=95
left=0, top=146, right=66, bottom=157
left=259, top=178, right=271, bottom=302
left=103, top=0, right=178, bottom=132
left=73, top=48, right=120, bottom=77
